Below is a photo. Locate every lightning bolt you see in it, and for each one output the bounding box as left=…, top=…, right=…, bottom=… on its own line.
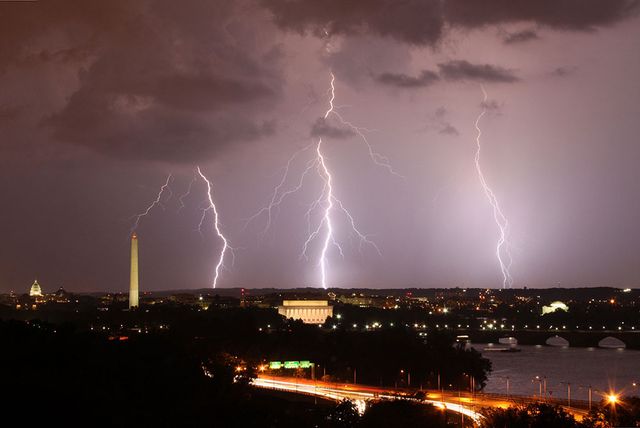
left=247, top=73, right=387, bottom=289
left=474, top=85, right=514, bottom=288
left=241, top=143, right=318, bottom=235
left=177, top=170, right=198, bottom=212
left=330, top=110, right=403, bottom=179
left=130, top=173, right=173, bottom=233
left=196, top=166, right=233, bottom=288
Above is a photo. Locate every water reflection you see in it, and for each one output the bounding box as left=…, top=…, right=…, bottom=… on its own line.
left=478, top=344, right=640, bottom=401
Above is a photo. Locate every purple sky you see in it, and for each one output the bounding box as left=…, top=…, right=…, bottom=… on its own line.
left=1, top=0, right=639, bottom=293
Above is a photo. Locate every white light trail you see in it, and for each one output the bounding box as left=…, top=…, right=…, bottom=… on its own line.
left=130, top=173, right=173, bottom=233
left=252, top=377, right=483, bottom=423
left=474, top=86, right=514, bottom=288
left=197, top=166, right=233, bottom=288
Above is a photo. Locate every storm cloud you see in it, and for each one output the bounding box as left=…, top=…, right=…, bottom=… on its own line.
left=2, top=0, right=640, bottom=293
left=2, top=0, right=283, bottom=163
left=262, top=0, right=639, bottom=45
left=503, top=29, right=539, bottom=44
left=438, top=60, right=519, bottom=83
left=376, top=70, right=440, bottom=88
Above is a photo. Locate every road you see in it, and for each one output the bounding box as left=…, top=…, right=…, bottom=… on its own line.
left=253, top=375, right=590, bottom=425
left=253, top=375, right=485, bottom=424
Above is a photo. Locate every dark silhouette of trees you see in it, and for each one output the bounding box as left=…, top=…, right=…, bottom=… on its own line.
left=582, top=396, right=640, bottom=427
left=1, top=303, right=493, bottom=427
left=327, top=399, right=361, bottom=428
left=480, top=403, right=584, bottom=428
left=360, top=400, right=447, bottom=428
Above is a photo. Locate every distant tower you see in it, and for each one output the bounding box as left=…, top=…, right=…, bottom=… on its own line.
left=129, top=232, right=139, bottom=309
left=29, top=280, right=43, bottom=297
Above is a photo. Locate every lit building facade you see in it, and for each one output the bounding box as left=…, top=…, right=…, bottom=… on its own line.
left=29, top=280, right=43, bottom=297
left=277, top=300, right=333, bottom=324
left=129, top=233, right=139, bottom=309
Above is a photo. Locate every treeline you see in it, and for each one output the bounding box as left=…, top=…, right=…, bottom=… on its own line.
left=170, top=307, right=491, bottom=389
left=479, top=401, right=640, bottom=428
left=0, top=319, right=468, bottom=427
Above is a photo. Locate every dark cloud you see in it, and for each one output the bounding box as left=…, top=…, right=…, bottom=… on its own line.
left=310, top=118, right=356, bottom=139
left=551, top=66, right=578, bottom=77
left=503, top=29, right=539, bottom=44
left=434, top=107, right=447, bottom=118
left=262, top=0, right=445, bottom=45
left=444, top=0, right=639, bottom=31
left=0, top=105, right=21, bottom=123
left=438, top=60, right=519, bottom=83
left=0, top=1, right=129, bottom=68
left=376, top=70, right=440, bottom=88
left=2, top=1, right=283, bottom=163
left=480, top=99, right=502, bottom=113
left=430, top=107, right=458, bottom=136
left=262, top=0, right=639, bottom=45
left=324, top=36, right=412, bottom=85
left=439, top=124, right=459, bottom=136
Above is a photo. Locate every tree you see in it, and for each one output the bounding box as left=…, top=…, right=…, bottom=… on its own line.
left=480, top=403, right=580, bottom=428
left=360, top=400, right=447, bottom=428
left=582, top=396, right=640, bottom=428
left=327, top=399, right=361, bottom=428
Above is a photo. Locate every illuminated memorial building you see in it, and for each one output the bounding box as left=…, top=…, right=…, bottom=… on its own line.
left=278, top=300, right=333, bottom=324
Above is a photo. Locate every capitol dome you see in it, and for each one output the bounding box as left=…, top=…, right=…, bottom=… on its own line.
left=29, top=280, right=43, bottom=297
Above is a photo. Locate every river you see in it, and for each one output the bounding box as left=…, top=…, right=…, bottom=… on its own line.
left=478, top=344, right=640, bottom=401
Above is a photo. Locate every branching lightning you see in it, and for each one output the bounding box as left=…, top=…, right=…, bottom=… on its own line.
left=177, top=170, right=198, bottom=212
left=130, top=173, right=173, bottom=233
left=474, top=85, right=514, bottom=288
left=247, top=73, right=391, bottom=289
left=197, top=166, right=234, bottom=288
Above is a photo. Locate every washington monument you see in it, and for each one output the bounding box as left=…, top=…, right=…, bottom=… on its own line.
left=129, top=232, right=139, bottom=309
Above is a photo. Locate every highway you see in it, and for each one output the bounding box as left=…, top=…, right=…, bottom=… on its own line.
left=253, top=375, right=591, bottom=425
left=253, top=375, right=485, bottom=424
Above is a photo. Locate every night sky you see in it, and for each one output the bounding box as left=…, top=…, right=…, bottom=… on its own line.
left=1, top=1, right=639, bottom=293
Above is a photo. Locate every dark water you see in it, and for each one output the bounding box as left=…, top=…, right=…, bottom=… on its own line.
left=478, top=344, right=640, bottom=401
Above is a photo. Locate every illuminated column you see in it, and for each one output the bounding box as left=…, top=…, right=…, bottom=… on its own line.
left=129, top=232, right=139, bottom=309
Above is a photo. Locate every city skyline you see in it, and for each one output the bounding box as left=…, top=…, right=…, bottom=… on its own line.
left=2, top=1, right=640, bottom=292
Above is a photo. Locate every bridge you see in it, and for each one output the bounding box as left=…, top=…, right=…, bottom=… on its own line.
left=253, top=375, right=592, bottom=425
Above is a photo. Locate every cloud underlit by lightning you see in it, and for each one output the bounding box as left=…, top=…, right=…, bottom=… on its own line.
left=474, top=85, right=514, bottom=288
left=197, top=166, right=234, bottom=288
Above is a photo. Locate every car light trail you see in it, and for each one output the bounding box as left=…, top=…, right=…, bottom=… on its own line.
left=252, top=377, right=483, bottom=423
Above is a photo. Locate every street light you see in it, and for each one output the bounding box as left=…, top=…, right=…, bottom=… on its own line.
left=561, top=381, right=571, bottom=408
left=532, top=376, right=547, bottom=400
left=607, top=392, right=619, bottom=426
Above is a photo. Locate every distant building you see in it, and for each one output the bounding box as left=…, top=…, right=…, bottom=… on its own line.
left=278, top=300, right=333, bottom=324
left=54, top=287, right=69, bottom=303
left=541, top=301, right=569, bottom=315
left=129, top=232, right=139, bottom=309
left=29, top=280, right=43, bottom=297
left=336, top=294, right=387, bottom=308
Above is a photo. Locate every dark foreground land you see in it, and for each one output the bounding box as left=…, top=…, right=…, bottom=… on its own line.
left=2, top=286, right=639, bottom=426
